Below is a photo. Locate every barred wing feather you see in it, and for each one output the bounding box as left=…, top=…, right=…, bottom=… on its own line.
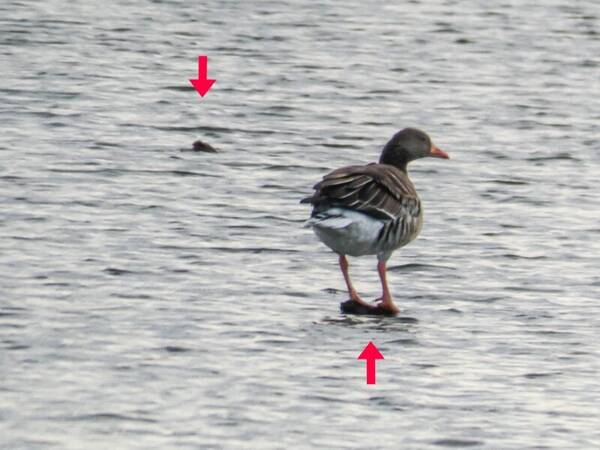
left=301, top=163, right=421, bottom=222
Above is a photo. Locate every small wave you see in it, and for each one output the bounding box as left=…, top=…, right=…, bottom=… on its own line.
left=388, top=263, right=454, bottom=272
left=163, top=346, right=191, bottom=353
left=527, top=152, right=579, bottom=162
left=206, top=246, right=300, bottom=254
left=103, top=267, right=135, bottom=276
left=57, top=413, right=158, bottom=423
left=523, top=372, right=562, bottom=379
left=432, top=439, right=483, bottom=447
left=487, top=178, right=530, bottom=185
left=502, top=253, right=546, bottom=260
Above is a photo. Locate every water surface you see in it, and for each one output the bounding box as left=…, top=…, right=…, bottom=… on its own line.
left=1, top=0, right=599, bottom=448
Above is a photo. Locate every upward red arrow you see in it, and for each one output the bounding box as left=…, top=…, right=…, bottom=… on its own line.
left=189, top=55, right=216, bottom=97
left=358, top=341, right=384, bottom=385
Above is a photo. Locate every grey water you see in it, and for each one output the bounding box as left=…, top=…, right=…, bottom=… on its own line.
left=1, top=0, right=599, bottom=449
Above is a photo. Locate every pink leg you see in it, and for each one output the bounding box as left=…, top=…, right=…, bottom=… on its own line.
left=339, top=255, right=372, bottom=307
left=376, top=260, right=400, bottom=314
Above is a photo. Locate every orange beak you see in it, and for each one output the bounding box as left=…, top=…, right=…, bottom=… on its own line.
left=430, top=144, right=449, bottom=159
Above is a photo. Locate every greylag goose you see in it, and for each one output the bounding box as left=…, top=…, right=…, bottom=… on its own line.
left=301, top=128, right=449, bottom=315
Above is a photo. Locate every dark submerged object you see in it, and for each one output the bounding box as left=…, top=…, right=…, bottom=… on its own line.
left=182, top=139, right=219, bottom=153
left=340, top=299, right=397, bottom=316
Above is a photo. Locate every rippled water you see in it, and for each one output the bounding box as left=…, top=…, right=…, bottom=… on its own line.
left=2, top=0, right=600, bottom=448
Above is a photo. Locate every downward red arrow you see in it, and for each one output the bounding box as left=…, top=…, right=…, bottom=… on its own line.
left=189, top=55, right=216, bottom=97
left=358, top=341, right=384, bottom=384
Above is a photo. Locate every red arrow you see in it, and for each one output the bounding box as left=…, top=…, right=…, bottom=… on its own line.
left=357, top=341, right=384, bottom=384
left=189, top=55, right=216, bottom=97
